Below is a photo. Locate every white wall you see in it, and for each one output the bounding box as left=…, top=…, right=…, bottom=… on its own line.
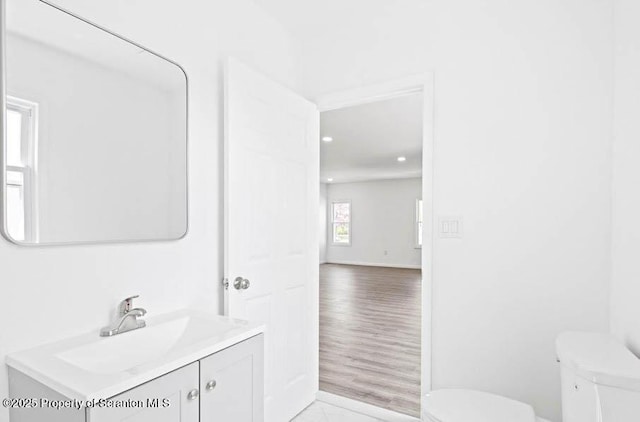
left=291, top=1, right=431, bottom=100
left=0, top=0, right=297, bottom=421
left=296, top=1, right=614, bottom=420
left=428, top=4, right=613, bottom=419
left=611, top=0, right=640, bottom=355
left=325, top=178, right=421, bottom=269
left=319, top=183, right=327, bottom=264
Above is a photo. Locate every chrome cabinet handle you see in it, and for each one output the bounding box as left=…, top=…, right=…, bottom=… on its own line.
left=233, top=277, right=250, bottom=290
left=205, top=380, right=217, bottom=391
left=187, top=389, right=199, bottom=401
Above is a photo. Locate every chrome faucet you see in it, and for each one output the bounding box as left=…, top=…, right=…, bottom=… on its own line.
left=100, top=295, right=147, bottom=337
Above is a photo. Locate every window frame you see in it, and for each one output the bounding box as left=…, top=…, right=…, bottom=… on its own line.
left=330, top=200, right=351, bottom=246
left=4, top=96, right=39, bottom=242
left=415, top=198, right=423, bottom=249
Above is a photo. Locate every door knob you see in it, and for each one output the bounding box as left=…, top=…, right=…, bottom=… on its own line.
left=187, top=389, right=199, bottom=401
left=205, top=380, right=217, bottom=391
left=233, top=277, right=250, bottom=290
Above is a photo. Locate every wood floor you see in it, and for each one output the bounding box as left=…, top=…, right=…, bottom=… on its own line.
left=319, top=264, right=421, bottom=417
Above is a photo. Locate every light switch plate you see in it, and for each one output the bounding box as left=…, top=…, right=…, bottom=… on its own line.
left=438, top=216, right=463, bottom=238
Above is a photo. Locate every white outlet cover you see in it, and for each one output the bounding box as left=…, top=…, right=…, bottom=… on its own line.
left=438, top=216, right=463, bottom=238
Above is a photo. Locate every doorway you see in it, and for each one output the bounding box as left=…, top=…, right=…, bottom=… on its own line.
left=316, top=82, right=432, bottom=418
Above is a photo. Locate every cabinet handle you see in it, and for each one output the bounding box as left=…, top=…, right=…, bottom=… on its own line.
left=206, top=380, right=217, bottom=391
left=187, top=389, right=199, bottom=401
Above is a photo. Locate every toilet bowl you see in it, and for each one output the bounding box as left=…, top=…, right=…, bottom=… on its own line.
left=423, top=331, right=640, bottom=422
left=422, top=389, right=551, bottom=422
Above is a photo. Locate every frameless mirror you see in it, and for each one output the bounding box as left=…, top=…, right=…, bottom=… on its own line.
left=1, top=0, right=188, bottom=245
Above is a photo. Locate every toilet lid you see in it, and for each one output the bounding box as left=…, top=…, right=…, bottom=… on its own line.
left=423, top=389, right=537, bottom=422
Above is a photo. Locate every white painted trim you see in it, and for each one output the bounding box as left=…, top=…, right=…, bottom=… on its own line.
left=316, top=74, right=432, bottom=112
left=316, top=391, right=421, bottom=422
left=328, top=173, right=422, bottom=185
left=414, top=198, right=423, bottom=249
left=421, top=74, right=435, bottom=396
left=316, top=72, right=435, bottom=405
left=325, top=260, right=421, bottom=270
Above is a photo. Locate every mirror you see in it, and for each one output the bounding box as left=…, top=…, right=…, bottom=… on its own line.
left=1, top=0, right=188, bottom=245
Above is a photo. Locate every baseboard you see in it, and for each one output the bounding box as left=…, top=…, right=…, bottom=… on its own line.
left=325, top=260, right=421, bottom=270
left=316, top=391, right=421, bottom=422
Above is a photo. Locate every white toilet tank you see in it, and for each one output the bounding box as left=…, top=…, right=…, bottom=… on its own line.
left=556, top=332, right=640, bottom=422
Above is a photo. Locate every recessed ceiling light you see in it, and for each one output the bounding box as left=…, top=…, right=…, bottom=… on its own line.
left=397, top=156, right=407, bottom=162
left=322, top=136, right=333, bottom=142
left=327, top=178, right=334, bottom=182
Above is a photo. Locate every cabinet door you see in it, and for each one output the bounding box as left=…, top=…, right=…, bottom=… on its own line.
left=200, top=334, right=264, bottom=422
left=88, top=362, right=199, bottom=422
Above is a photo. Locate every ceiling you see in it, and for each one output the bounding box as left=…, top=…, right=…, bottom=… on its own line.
left=320, top=92, right=423, bottom=184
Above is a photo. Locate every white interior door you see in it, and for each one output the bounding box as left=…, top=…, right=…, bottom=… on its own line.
left=224, top=58, right=319, bottom=422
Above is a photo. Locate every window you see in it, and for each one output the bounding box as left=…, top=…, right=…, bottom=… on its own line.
left=331, top=201, right=351, bottom=245
left=415, top=198, right=423, bottom=248
left=5, top=96, right=38, bottom=242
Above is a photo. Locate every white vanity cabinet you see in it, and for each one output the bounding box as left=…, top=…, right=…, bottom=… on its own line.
left=200, top=332, right=264, bottom=421
left=89, top=363, right=199, bottom=422
left=9, top=334, right=264, bottom=422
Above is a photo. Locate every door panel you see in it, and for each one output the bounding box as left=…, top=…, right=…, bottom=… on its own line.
left=88, top=363, right=199, bottom=422
left=224, top=58, right=319, bottom=422
left=200, top=334, right=264, bottom=422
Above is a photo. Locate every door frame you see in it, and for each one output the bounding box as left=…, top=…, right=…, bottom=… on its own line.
left=315, top=72, right=435, bottom=405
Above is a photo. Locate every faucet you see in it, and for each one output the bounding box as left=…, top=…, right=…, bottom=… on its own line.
left=100, top=295, right=147, bottom=337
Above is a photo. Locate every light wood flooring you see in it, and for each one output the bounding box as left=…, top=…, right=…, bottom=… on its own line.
left=319, top=264, right=421, bottom=417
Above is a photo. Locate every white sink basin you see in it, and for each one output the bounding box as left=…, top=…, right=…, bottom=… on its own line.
left=57, top=314, right=235, bottom=375
left=6, top=309, right=264, bottom=401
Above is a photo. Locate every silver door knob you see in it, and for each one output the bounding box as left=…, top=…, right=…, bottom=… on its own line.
left=233, top=277, right=250, bottom=290
left=205, top=380, right=217, bottom=391
left=187, top=389, right=199, bottom=401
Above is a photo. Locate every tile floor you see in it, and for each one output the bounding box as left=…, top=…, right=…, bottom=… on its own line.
left=291, top=401, right=386, bottom=422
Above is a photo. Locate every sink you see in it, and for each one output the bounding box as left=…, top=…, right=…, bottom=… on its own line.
left=57, top=314, right=236, bottom=375
left=6, top=309, right=264, bottom=400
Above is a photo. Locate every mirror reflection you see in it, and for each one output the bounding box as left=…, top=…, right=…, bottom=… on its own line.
left=3, top=0, right=188, bottom=245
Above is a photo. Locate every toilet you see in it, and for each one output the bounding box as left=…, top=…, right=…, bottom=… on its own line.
left=422, top=332, right=640, bottom=422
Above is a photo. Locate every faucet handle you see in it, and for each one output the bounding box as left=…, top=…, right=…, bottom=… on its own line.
left=119, top=295, right=140, bottom=315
